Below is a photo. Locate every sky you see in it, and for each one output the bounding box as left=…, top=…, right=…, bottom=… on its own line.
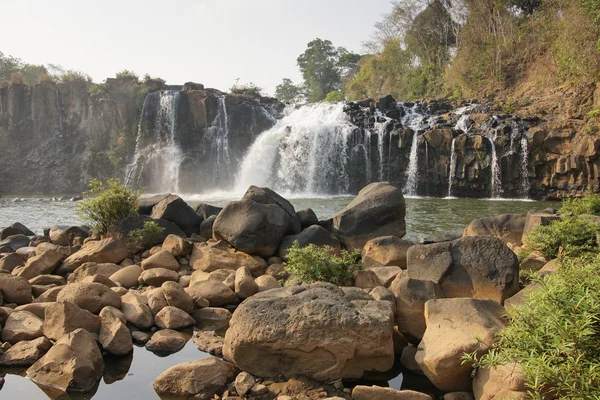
left=0, top=0, right=393, bottom=95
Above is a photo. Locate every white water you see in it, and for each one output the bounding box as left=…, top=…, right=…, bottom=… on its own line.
left=206, top=95, right=231, bottom=181
left=489, top=134, right=502, bottom=198
left=125, top=91, right=182, bottom=193
left=374, top=115, right=389, bottom=180
left=520, top=136, right=531, bottom=198
left=235, top=103, right=357, bottom=195
left=447, top=137, right=457, bottom=197
left=404, top=131, right=420, bottom=195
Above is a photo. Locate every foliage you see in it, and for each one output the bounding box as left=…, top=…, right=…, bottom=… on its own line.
left=143, top=73, right=166, bottom=85
left=115, top=69, right=140, bottom=82
left=275, top=78, right=303, bottom=103
left=0, top=51, right=49, bottom=86
left=322, top=91, right=345, bottom=102
left=60, top=70, right=91, bottom=83
left=230, top=80, right=263, bottom=98
left=470, top=253, right=600, bottom=398
left=283, top=242, right=361, bottom=285
left=128, top=221, right=164, bottom=248
left=77, top=179, right=142, bottom=235
left=524, top=215, right=599, bottom=259
left=560, top=192, right=600, bottom=216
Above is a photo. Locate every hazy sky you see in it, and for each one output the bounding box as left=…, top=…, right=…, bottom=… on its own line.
left=1, top=0, right=393, bottom=95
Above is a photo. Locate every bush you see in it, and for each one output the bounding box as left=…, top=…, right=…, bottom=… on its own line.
left=524, top=215, right=599, bottom=259
left=115, top=69, right=139, bottom=82
left=471, top=253, right=600, bottom=398
left=283, top=242, right=361, bottom=285
left=322, top=91, right=344, bottom=102
left=60, top=70, right=91, bottom=83
left=77, top=179, right=142, bottom=235
left=230, top=81, right=262, bottom=98
left=560, top=192, right=600, bottom=216
left=128, top=221, right=164, bottom=248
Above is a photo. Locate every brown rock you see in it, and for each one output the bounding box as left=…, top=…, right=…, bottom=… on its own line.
left=154, top=306, right=195, bottom=330
left=162, top=281, right=194, bottom=313
left=162, top=234, right=192, bottom=257
left=473, top=363, right=528, bottom=400
left=67, top=262, right=122, bottom=283
left=234, top=266, right=258, bottom=299
left=61, top=238, right=128, bottom=273
left=2, top=311, right=44, bottom=344
left=352, top=386, right=432, bottom=400
left=57, top=282, right=122, bottom=314
left=362, top=236, right=413, bottom=269
left=186, top=280, right=239, bottom=306
left=0, top=336, right=52, bottom=366
left=139, top=268, right=179, bottom=286
left=43, top=301, right=101, bottom=340
left=145, top=329, right=188, bottom=354
left=17, top=250, right=64, bottom=279
left=255, top=275, right=282, bottom=292
left=192, top=331, right=224, bottom=356
left=141, top=250, right=180, bottom=271
left=109, top=264, right=142, bottom=288
left=0, top=274, right=32, bottom=305
left=99, top=306, right=133, bottom=356
left=190, top=240, right=267, bottom=276
left=121, top=292, right=154, bottom=329
left=390, top=277, right=440, bottom=342
left=463, top=214, right=526, bottom=245
left=191, top=307, right=232, bottom=331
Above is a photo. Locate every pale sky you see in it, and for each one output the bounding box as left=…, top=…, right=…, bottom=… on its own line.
left=0, top=0, right=393, bottom=95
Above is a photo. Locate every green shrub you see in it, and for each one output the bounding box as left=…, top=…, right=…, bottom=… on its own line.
left=128, top=221, right=164, bottom=248
left=322, top=90, right=344, bottom=103
left=77, top=179, right=142, bottom=235
left=115, top=69, right=139, bottom=82
left=230, top=80, right=263, bottom=98
left=283, top=242, right=361, bottom=285
left=560, top=192, right=600, bottom=216
left=60, top=70, right=91, bottom=83
left=470, top=253, right=600, bottom=398
left=524, top=215, right=599, bottom=259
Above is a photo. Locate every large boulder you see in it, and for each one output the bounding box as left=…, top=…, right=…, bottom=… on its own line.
left=0, top=336, right=52, bottom=366
left=277, top=225, right=342, bottom=260
left=0, top=252, right=24, bottom=271
left=213, top=199, right=290, bottom=257
left=0, top=274, right=32, bottom=304
left=472, top=363, right=528, bottom=400
left=390, top=277, right=440, bottom=343
left=521, top=210, right=561, bottom=242
left=352, top=386, right=432, bottom=400
left=463, top=214, right=526, bottom=245
left=109, top=264, right=142, bottom=288
left=43, top=301, right=101, bottom=340
left=121, top=292, right=153, bottom=329
left=362, top=236, right=413, bottom=269
left=153, top=357, right=238, bottom=399
left=190, top=240, right=267, bottom=275
left=141, top=250, right=180, bottom=271
left=138, top=194, right=171, bottom=215
left=67, top=262, right=122, bottom=283
left=27, top=328, right=104, bottom=392
left=99, top=307, right=133, bottom=356
left=407, top=236, right=519, bottom=303
left=17, top=250, right=64, bottom=279
left=323, top=182, right=406, bottom=249
left=162, top=234, right=192, bottom=257
left=194, top=203, right=223, bottom=220
left=223, top=283, right=394, bottom=381
left=2, top=311, right=44, bottom=344
left=415, top=298, right=507, bottom=392
left=61, top=238, right=128, bottom=273
left=241, top=185, right=301, bottom=234
left=56, top=282, right=122, bottom=314
left=151, top=195, right=203, bottom=236
left=0, top=234, right=30, bottom=251
left=186, top=280, right=238, bottom=306
left=49, top=226, right=89, bottom=246
left=139, top=268, right=179, bottom=286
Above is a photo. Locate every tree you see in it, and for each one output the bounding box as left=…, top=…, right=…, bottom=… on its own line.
left=322, top=91, right=345, bottom=102
left=275, top=78, right=302, bottom=103
left=296, top=39, right=359, bottom=103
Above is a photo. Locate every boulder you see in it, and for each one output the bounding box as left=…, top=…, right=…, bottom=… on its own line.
left=415, top=298, right=508, bottom=392
left=154, top=306, right=195, bottom=330
left=190, top=240, right=267, bottom=275
left=145, top=329, right=188, bottom=354
left=99, top=307, right=133, bottom=356
left=15, top=302, right=53, bottom=319
left=162, top=234, right=192, bottom=257
left=153, top=357, right=238, bottom=399
left=223, top=283, right=394, bottom=381
left=323, top=182, right=406, bottom=249
left=2, top=311, right=44, bottom=343
left=213, top=199, right=290, bottom=257
left=109, top=264, right=142, bottom=288
left=33, top=286, right=63, bottom=303
left=138, top=194, right=171, bottom=215
left=56, top=282, right=122, bottom=314
left=121, top=292, right=154, bottom=329
left=389, top=277, right=439, bottom=342
left=296, top=208, right=319, bottom=229
left=0, top=336, right=52, bottom=366
left=140, top=268, right=179, bottom=286
left=277, top=225, right=342, bottom=260
left=355, top=269, right=383, bottom=289
left=463, top=214, right=526, bottom=245
left=29, top=274, right=65, bottom=286
left=35, top=242, right=80, bottom=258
left=521, top=210, right=561, bottom=242
left=407, top=236, right=519, bottom=303
left=420, top=229, right=464, bottom=244
left=472, top=363, right=528, bottom=400
left=114, top=215, right=187, bottom=250
left=0, top=274, right=32, bottom=304
left=49, top=225, right=89, bottom=246
left=371, top=266, right=403, bottom=287
left=0, top=253, right=24, bottom=272
left=162, top=281, right=194, bottom=313
left=241, top=185, right=301, bottom=234
left=255, top=275, right=281, bottom=292
left=67, top=262, right=122, bottom=283
left=27, top=328, right=104, bottom=392
left=141, top=250, right=180, bottom=271
left=519, top=251, right=548, bottom=271
left=362, top=236, right=413, bottom=269
left=234, top=266, right=258, bottom=299
left=0, top=234, right=30, bottom=251
left=191, top=307, right=232, bottom=331
left=0, top=226, right=25, bottom=240
left=61, top=238, right=128, bottom=273
left=151, top=195, right=202, bottom=236
left=352, top=386, right=432, bottom=400
left=145, top=287, right=169, bottom=316
left=234, top=371, right=255, bottom=397
left=199, top=215, right=217, bottom=239
left=43, top=301, right=101, bottom=341
left=194, top=203, right=223, bottom=220
left=192, top=331, right=224, bottom=356
left=186, top=280, right=239, bottom=306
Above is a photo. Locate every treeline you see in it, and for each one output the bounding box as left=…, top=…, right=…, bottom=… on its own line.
left=277, top=0, right=600, bottom=103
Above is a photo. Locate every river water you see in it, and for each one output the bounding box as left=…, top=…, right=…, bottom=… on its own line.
left=0, top=195, right=554, bottom=399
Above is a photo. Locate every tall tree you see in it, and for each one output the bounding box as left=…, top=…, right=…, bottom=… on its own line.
left=275, top=78, right=302, bottom=103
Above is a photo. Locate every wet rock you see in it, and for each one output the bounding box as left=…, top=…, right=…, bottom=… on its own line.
left=43, top=301, right=101, bottom=340
left=153, top=356, right=238, bottom=399
left=2, top=311, right=44, bottom=343
left=154, top=306, right=195, bottom=330
left=145, top=329, right=188, bottom=354
left=27, top=328, right=104, bottom=392
left=141, top=250, right=180, bottom=271
left=223, top=283, right=394, bottom=381
left=0, top=336, right=52, bottom=366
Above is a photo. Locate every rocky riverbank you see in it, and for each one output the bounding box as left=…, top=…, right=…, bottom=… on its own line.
left=0, top=182, right=561, bottom=399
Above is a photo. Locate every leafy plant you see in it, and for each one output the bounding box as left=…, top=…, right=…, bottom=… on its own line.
left=77, top=179, right=142, bottom=235
left=283, top=242, right=361, bottom=285
left=322, top=90, right=344, bottom=103
left=115, top=69, right=139, bottom=82
left=128, top=221, right=164, bottom=248
left=230, top=80, right=263, bottom=98
left=60, top=70, right=91, bottom=83
left=470, top=253, right=600, bottom=398
left=560, top=192, right=600, bottom=216
left=524, top=215, right=599, bottom=259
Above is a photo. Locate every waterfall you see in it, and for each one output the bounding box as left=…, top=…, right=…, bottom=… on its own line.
left=447, top=137, right=457, bottom=197
left=424, top=138, right=429, bottom=196
left=404, top=130, right=419, bottom=196
left=374, top=115, right=389, bottom=180
left=206, top=95, right=231, bottom=181
left=124, top=90, right=182, bottom=193
left=235, top=103, right=357, bottom=195
left=520, top=136, right=531, bottom=198
left=489, top=134, right=502, bottom=198
left=363, top=123, right=372, bottom=183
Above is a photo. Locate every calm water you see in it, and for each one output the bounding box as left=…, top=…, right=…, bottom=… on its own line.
left=0, top=195, right=555, bottom=399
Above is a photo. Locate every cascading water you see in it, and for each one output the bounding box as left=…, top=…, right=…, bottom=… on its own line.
left=235, top=103, right=357, bottom=195
left=125, top=90, right=182, bottom=193
left=447, top=137, right=457, bottom=197
left=489, top=134, right=502, bottom=198
left=402, top=104, right=430, bottom=196
left=206, top=95, right=231, bottom=181
left=520, top=136, right=531, bottom=198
